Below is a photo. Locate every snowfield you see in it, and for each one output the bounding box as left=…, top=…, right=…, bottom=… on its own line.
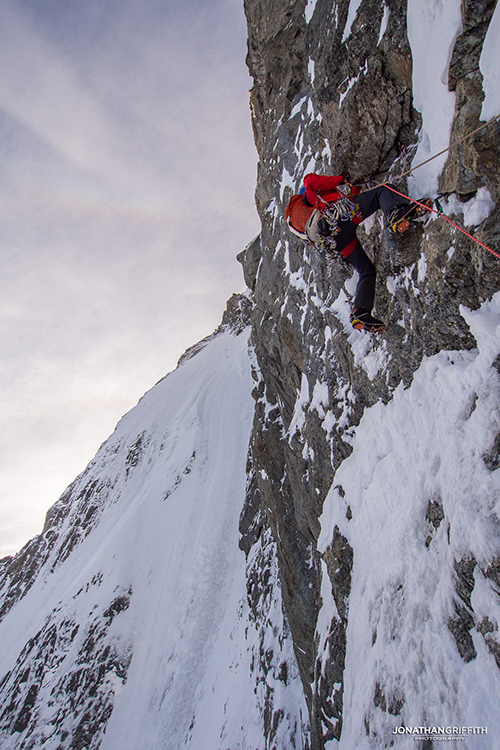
left=0, top=328, right=307, bottom=750
left=319, top=293, right=500, bottom=749
left=407, top=0, right=462, bottom=197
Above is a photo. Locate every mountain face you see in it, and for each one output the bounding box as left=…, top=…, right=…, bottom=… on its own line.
left=1, top=2, right=500, bottom=749
left=0, top=307, right=307, bottom=750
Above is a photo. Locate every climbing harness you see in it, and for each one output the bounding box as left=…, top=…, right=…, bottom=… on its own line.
left=315, top=195, right=360, bottom=254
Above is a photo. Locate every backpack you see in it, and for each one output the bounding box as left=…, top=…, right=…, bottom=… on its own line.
left=285, top=195, right=315, bottom=241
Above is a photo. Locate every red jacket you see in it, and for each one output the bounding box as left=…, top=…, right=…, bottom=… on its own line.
left=303, top=173, right=345, bottom=209
left=304, top=172, right=361, bottom=208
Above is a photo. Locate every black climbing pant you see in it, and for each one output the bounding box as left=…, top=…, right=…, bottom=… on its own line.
left=342, top=240, right=377, bottom=312
left=333, top=184, right=409, bottom=312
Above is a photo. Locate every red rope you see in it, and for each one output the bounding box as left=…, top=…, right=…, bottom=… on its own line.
left=384, top=184, right=500, bottom=260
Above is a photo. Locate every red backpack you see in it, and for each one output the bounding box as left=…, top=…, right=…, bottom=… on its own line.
left=285, top=195, right=315, bottom=240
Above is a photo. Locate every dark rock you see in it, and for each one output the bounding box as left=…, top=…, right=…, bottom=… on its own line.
left=454, top=556, right=477, bottom=609
left=425, top=498, right=445, bottom=547
left=448, top=0, right=496, bottom=90
left=483, top=431, right=500, bottom=471
left=426, top=498, right=445, bottom=530
left=237, top=234, right=263, bottom=290
left=448, top=604, right=477, bottom=663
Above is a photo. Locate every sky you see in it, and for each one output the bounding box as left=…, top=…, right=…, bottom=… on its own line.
left=0, top=0, right=260, bottom=558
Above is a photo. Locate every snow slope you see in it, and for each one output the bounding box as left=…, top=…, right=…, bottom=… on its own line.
left=318, top=294, right=500, bottom=748
left=0, top=327, right=306, bottom=750
left=407, top=0, right=462, bottom=197
left=480, top=0, right=500, bottom=121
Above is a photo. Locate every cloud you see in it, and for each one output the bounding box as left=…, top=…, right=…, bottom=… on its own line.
left=0, top=0, right=260, bottom=556
left=0, top=6, right=132, bottom=185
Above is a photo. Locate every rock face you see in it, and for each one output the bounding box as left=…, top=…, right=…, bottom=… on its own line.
left=0, top=2, right=500, bottom=749
left=239, top=0, right=500, bottom=746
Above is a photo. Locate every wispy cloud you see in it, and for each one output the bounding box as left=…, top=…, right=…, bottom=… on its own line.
left=0, top=5, right=134, bottom=185
left=0, top=0, right=259, bottom=556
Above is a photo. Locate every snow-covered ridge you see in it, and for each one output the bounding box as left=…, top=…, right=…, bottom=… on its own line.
left=0, top=327, right=306, bottom=749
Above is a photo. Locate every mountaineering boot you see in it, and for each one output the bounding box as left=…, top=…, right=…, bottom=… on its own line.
left=350, top=308, right=386, bottom=332
left=386, top=199, right=433, bottom=234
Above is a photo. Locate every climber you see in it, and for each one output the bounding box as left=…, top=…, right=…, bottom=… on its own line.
left=285, top=172, right=430, bottom=332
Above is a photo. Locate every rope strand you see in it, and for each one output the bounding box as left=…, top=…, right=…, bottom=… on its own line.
left=383, top=184, right=500, bottom=260
left=360, top=113, right=500, bottom=193
left=354, top=114, right=500, bottom=259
